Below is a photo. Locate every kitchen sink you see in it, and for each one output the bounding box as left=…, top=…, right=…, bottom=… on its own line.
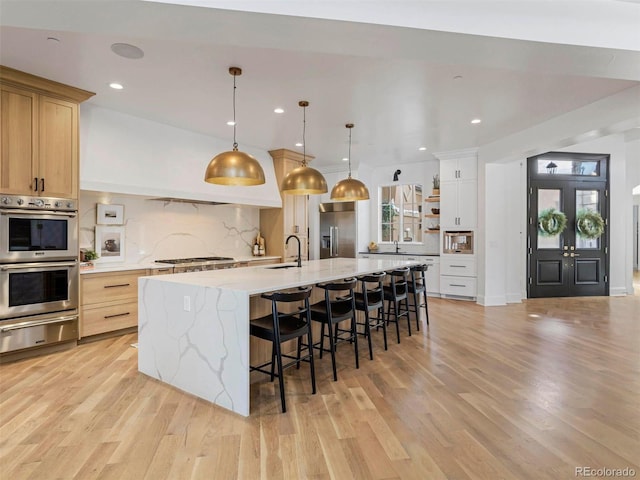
left=266, top=265, right=298, bottom=269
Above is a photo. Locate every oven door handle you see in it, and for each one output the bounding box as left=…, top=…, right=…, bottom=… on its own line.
left=0, top=209, right=77, bottom=218
left=1, top=260, right=78, bottom=271
left=1, top=315, right=78, bottom=332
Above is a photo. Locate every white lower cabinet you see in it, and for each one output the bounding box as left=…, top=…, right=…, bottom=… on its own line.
left=358, top=253, right=440, bottom=296
left=440, top=256, right=477, bottom=300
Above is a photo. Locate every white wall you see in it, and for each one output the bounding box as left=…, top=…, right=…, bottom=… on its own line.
left=80, top=191, right=260, bottom=264
left=80, top=104, right=282, bottom=208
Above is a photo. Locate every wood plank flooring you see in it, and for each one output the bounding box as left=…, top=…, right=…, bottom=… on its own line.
left=1, top=294, right=639, bottom=479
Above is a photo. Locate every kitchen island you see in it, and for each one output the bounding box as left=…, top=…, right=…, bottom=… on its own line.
left=138, top=257, right=419, bottom=416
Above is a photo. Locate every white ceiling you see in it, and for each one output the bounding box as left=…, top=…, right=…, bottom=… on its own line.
left=1, top=0, right=639, bottom=171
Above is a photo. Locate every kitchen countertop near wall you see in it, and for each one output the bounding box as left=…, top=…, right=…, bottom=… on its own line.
left=80, top=256, right=281, bottom=275
left=359, top=251, right=440, bottom=256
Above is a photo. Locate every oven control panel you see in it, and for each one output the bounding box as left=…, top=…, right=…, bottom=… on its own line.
left=0, top=195, right=76, bottom=212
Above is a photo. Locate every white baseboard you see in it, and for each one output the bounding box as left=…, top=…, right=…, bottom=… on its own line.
left=477, top=295, right=507, bottom=306
left=507, top=293, right=523, bottom=303
left=609, top=286, right=628, bottom=296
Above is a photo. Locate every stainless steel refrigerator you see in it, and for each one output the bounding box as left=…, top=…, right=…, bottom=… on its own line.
left=319, top=201, right=356, bottom=259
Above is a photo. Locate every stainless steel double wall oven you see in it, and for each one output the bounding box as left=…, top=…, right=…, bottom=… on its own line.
left=0, top=195, right=79, bottom=353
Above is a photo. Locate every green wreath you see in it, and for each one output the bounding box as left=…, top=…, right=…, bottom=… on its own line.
left=538, top=208, right=567, bottom=237
left=576, top=209, right=605, bottom=239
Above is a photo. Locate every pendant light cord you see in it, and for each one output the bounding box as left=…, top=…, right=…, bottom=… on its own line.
left=302, top=104, right=307, bottom=167
left=232, top=73, right=238, bottom=151
left=348, top=127, right=353, bottom=178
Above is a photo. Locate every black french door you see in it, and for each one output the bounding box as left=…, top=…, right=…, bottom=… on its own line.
left=527, top=152, right=609, bottom=298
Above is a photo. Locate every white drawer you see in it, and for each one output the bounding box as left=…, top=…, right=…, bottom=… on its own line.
left=440, top=276, right=477, bottom=297
left=441, top=258, right=476, bottom=277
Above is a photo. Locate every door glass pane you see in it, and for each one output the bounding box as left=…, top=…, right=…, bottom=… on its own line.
left=576, top=190, right=600, bottom=249
left=536, top=159, right=599, bottom=176
left=537, top=189, right=562, bottom=249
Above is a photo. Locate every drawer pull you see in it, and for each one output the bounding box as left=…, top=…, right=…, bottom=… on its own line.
left=104, top=312, right=130, bottom=319
left=450, top=284, right=466, bottom=287
left=104, top=283, right=131, bottom=288
left=157, top=269, right=172, bottom=272
left=450, top=265, right=466, bottom=268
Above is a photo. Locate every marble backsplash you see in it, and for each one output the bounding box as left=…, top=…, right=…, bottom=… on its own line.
left=80, top=191, right=260, bottom=264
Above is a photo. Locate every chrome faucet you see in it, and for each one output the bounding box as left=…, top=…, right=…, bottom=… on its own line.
left=394, top=240, right=400, bottom=253
left=286, top=235, right=302, bottom=267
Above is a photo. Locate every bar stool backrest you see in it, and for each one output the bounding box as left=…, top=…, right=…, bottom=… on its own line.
left=316, top=278, right=357, bottom=321
left=410, top=264, right=428, bottom=289
left=388, top=267, right=409, bottom=298
left=359, top=272, right=386, bottom=310
left=262, top=286, right=313, bottom=329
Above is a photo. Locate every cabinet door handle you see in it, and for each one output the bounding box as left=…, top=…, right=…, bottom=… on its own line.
left=104, top=312, right=130, bottom=319
left=104, top=283, right=131, bottom=288
left=34, top=177, right=38, bottom=192
left=40, top=178, right=45, bottom=192
left=450, top=265, right=466, bottom=268
left=450, top=284, right=466, bottom=287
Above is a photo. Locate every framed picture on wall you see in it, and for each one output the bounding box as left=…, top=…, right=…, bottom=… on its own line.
left=96, top=204, right=124, bottom=225
left=95, top=226, right=125, bottom=263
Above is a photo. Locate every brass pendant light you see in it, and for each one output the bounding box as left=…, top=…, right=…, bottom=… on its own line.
left=204, top=67, right=265, bottom=186
left=330, top=123, right=370, bottom=201
left=281, top=101, right=328, bottom=195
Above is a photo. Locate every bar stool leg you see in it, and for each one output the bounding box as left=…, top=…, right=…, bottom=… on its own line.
left=351, top=316, right=359, bottom=369
left=413, top=289, right=421, bottom=332
left=364, top=310, right=373, bottom=360
left=274, top=337, right=287, bottom=413
left=405, top=297, right=412, bottom=337
left=380, top=305, right=388, bottom=350
left=270, top=344, right=276, bottom=381
left=328, top=322, right=338, bottom=381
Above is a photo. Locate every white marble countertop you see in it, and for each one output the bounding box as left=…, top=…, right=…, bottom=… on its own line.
left=144, top=257, right=420, bottom=295
left=235, top=255, right=281, bottom=263
left=80, top=262, right=171, bottom=275
left=80, top=255, right=281, bottom=275
left=359, top=251, right=440, bottom=257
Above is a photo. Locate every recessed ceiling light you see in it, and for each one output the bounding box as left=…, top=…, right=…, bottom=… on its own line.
left=109, top=83, right=124, bottom=90
left=295, top=142, right=303, bottom=147
left=227, top=121, right=236, bottom=126
left=111, top=43, right=144, bottom=60
left=418, top=147, right=427, bottom=151
left=274, top=108, right=284, bottom=114
left=471, top=118, right=482, bottom=124
left=342, top=157, right=349, bottom=162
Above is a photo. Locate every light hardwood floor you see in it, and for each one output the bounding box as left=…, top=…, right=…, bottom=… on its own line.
left=1, top=294, right=639, bottom=480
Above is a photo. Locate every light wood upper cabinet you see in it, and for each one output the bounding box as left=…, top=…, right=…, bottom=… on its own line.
left=0, top=66, right=93, bottom=199
left=0, top=85, right=37, bottom=195
left=38, top=96, right=78, bottom=198
left=260, top=149, right=311, bottom=262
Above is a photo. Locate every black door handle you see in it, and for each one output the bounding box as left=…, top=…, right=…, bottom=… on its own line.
left=34, top=177, right=38, bottom=192
left=40, top=178, right=45, bottom=192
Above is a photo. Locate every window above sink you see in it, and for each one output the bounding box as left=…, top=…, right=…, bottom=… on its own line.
left=379, top=184, right=423, bottom=244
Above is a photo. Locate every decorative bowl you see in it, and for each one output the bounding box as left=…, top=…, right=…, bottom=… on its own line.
left=431, top=208, right=440, bottom=214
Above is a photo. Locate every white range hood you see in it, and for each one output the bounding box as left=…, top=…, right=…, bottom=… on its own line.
left=80, top=104, right=282, bottom=208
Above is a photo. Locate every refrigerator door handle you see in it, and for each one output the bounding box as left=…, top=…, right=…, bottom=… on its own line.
left=335, top=227, right=339, bottom=257
left=329, top=226, right=334, bottom=257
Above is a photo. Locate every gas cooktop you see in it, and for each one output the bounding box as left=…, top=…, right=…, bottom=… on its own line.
left=155, top=257, right=234, bottom=265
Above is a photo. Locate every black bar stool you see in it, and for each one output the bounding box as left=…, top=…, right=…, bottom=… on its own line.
left=383, top=267, right=411, bottom=343
left=250, top=286, right=316, bottom=413
left=354, top=272, right=387, bottom=360
left=408, top=264, right=430, bottom=330
left=310, top=278, right=359, bottom=381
